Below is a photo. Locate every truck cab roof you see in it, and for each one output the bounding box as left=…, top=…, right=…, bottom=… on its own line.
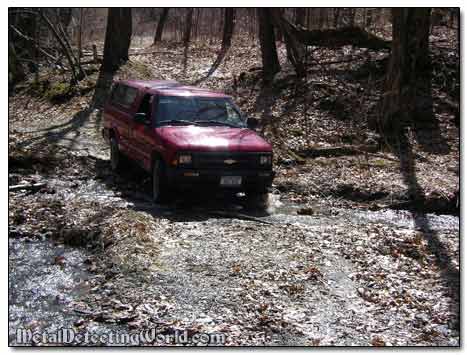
left=116, top=79, right=230, bottom=98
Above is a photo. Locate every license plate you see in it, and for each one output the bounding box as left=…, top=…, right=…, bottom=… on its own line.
left=220, top=176, right=242, bottom=187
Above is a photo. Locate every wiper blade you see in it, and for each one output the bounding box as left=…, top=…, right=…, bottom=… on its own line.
left=195, top=120, right=238, bottom=128
left=159, top=120, right=199, bottom=126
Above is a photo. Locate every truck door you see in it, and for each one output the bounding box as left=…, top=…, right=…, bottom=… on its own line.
left=105, top=84, right=138, bottom=156
left=130, top=94, right=158, bottom=171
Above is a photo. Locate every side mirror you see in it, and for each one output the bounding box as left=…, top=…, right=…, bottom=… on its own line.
left=246, top=117, right=258, bottom=130
left=134, top=113, right=149, bottom=125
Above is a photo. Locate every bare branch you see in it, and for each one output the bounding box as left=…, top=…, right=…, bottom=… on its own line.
left=9, top=24, right=58, bottom=62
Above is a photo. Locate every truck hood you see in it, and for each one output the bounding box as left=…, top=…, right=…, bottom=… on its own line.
left=157, top=126, right=272, bottom=152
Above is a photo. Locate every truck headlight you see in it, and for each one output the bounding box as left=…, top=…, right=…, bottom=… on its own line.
left=179, top=154, right=192, bottom=164
left=260, top=155, right=272, bottom=165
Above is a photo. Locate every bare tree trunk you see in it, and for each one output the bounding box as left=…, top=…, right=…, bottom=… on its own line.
left=333, top=8, right=340, bottom=28
left=102, top=8, right=132, bottom=73
left=379, top=8, right=432, bottom=131
left=295, top=8, right=305, bottom=27
left=349, top=9, right=356, bottom=27
left=33, top=15, right=39, bottom=84
left=194, top=8, right=200, bottom=40
left=270, top=9, right=306, bottom=78
left=318, top=8, right=325, bottom=29
left=182, top=8, right=194, bottom=75
left=196, top=8, right=235, bottom=83
left=257, top=8, right=281, bottom=82
left=77, top=8, right=83, bottom=63
left=8, top=41, right=25, bottom=89
left=365, top=8, right=372, bottom=29
left=275, top=8, right=284, bottom=42
left=92, top=44, right=98, bottom=63
left=153, top=8, right=169, bottom=44
left=57, top=19, right=82, bottom=73
left=38, top=9, right=81, bottom=82
left=57, top=8, right=72, bottom=36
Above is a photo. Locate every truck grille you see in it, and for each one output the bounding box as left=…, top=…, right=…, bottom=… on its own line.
left=193, top=152, right=265, bottom=170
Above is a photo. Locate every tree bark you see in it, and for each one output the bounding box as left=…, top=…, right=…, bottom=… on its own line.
left=153, top=8, right=169, bottom=44
left=77, top=8, right=83, bottom=62
left=55, top=15, right=84, bottom=79
left=102, top=8, right=132, bottom=73
left=57, top=8, right=72, bottom=35
left=257, top=8, right=280, bottom=82
left=182, top=8, right=194, bottom=74
left=333, top=8, right=340, bottom=28
left=270, top=9, right=306, bottom=78
left=295, top=8, right=305, bottom=27
left=379, top=8, right=432, bottom=131
left=8, top=42, right=25, bottom=89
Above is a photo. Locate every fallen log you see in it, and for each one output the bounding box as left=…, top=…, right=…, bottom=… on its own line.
left=291, top=25, right=390, bottom=50
left=9, top=182, right=46, bottom=192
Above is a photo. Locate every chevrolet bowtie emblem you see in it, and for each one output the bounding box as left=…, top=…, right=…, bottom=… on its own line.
left=224, top=159, right=237, bottom=165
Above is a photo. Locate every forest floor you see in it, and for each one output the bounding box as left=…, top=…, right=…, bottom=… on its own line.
left=8, top=27, right=459, bottom=346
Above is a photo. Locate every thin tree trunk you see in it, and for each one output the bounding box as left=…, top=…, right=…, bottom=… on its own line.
left=257, top=8, right=281, bottom=82
left=333, top=8, right=340, bottom=28
left=102, top=8, right=132, bottom=73
left=182, top=8, right=194, bottom=74
left=318, top=8, right=324, bottom=29
left=349, top=9, right=356, bottom=27
left=275, top=8, right=284, bottom=42
left=194, top=8, right=200, bottom=40
left=58, top=8, right=72, bottom=36
left=33, top=15, right=39, bottom=84
left=295, top=8, right=305, bottom=27
left=9, top=24, right=58, bottom=62
left=153, top=8, right=169, bottom=44
left=77, top=8, right=83, bottom=63
left=38, top=9, right=80, bottom=83
left=8, top=41, right=26, bottom=89
left=270, top=9, right=306, bottom=78
left=196, top=8, right=235, bottom=83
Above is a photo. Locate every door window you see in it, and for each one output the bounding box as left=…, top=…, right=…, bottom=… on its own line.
left=135, top=94, right=152, bottom=125
left=111, top=84, right=138, bottom=108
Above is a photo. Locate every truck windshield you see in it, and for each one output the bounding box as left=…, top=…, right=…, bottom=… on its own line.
left=156, top=96, right=246, bottom=128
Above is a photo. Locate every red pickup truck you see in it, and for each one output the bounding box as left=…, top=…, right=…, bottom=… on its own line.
left=102, top=80, right=274, bottom=202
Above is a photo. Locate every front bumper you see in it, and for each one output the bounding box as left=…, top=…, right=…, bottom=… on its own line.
left=166, top=167, right=275, bottom=191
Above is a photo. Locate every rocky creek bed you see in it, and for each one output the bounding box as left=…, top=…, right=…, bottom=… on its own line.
left=8, top=147, right=459, bottom=346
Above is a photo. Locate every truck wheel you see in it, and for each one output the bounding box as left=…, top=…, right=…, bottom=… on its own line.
left=152, top=159, right=168, bottom=203
left=110, top=137, right=121, bottom=172
left=246, top=189, right=269, bottom=209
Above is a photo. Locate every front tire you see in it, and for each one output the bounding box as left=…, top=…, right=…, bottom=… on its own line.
left=246, top=189, right=269, bottom=209
left=110, top=137, right=121, bottom=172
left=152, top=159, right=169, bottom=203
